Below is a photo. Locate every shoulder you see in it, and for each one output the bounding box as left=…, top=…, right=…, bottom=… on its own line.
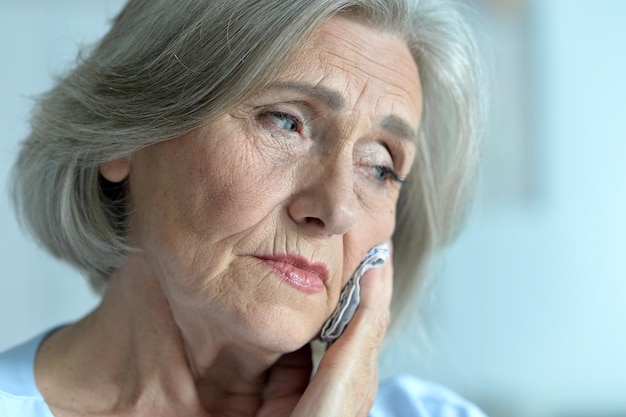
left=370, top=375, right=488, bottom=417
left=0, top=332, right=56, bottom=417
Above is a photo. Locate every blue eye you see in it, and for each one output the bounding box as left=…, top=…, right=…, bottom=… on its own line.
left=374, top=166, right=406, bottom=185
left=267, top=112, right=299, bottom=132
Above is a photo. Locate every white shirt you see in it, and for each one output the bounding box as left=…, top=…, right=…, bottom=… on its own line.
left=0, top=331, right=55, bottom=417
left=0, top=330, right=488, bottom=417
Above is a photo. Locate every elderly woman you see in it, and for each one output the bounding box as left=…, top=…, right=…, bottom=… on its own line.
left=0, top=0, right=485, bottom=416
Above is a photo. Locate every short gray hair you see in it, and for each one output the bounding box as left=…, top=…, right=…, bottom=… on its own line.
left=12, top=0, right=484, bottom=322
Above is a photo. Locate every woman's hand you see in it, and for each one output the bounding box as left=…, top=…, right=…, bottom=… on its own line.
left=259, top=253, right=394, bottom=417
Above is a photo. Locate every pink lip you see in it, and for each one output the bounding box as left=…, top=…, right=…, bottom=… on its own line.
left=255, top=254, right=329, bottom=295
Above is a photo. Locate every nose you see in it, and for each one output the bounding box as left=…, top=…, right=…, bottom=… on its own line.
left=287, top=151, right=359, bottom=237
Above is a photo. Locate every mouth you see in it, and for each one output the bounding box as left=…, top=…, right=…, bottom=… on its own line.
left=254, top=254, right=329, bottom=295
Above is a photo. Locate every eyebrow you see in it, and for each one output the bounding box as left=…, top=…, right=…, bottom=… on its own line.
left=270, top=81, right=417, bottom=142
left=381, top=115, right=417, bottom=142
left=271, top=82, right=345, bottom=111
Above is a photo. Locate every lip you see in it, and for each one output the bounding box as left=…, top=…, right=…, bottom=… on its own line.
left=255, top=254, right=329, bottom=295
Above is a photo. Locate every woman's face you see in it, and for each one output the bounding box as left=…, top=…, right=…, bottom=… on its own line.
left=122, top=16, right=422, bottom=352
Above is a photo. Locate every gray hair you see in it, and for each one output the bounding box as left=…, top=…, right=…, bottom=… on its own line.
left=12, top=0, right=483, bottom=322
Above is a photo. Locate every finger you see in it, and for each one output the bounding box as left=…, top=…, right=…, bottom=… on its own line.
left=359, top=250, right=393, bottom=321
left=332, top=257, right=393, bottom=358
left=354, top=261, right=393, bottom=416
left=357, top=358, right=379, bottom=417
left=291, top=260, right=393, bottom=416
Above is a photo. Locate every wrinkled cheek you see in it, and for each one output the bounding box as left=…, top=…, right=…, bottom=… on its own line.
left=192, top=166, right=284, bottom=238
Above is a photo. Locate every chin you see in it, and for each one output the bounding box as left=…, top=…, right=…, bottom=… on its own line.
left=258, top=333, right=315, bottom=354
left=240, top=311, right=323, bottom=354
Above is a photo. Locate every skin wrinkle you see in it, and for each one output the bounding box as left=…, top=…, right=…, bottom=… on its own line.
left=270, top=17, right=420, bottom=322
left=272, top=82, right=346, bottom=111
left=292, top=33, right=418, bottom=190
left=255, top=81, right=416, bottom=148
left=36, top=16, right=422, bottom=417
left=322, top=28, right=414, bottom=86
left=312, top=25, right=420, bottom=132
left=256, top=81, right=411, bottom=216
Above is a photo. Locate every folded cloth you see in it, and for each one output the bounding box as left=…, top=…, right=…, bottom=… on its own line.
left=320, top=243, right=389, bottom=344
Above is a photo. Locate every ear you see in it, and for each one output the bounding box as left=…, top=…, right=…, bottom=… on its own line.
left=99, top=157, right=130, bottom=183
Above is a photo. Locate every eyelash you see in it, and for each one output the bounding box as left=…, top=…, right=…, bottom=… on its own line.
left=266, top=111, right=301, bottom=133
left=374, top=166, right=407, bottom=185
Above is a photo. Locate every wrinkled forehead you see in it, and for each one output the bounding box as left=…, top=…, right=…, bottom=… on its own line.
left=274, top=15, right=423, bottom=132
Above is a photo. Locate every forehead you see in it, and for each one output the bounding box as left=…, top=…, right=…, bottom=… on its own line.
left=274, top=15, right=423, bottom=130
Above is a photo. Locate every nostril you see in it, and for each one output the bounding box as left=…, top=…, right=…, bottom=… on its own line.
left=305, top=217, right=325, bottom=228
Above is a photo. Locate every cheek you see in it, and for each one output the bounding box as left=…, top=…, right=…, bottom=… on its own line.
left=129, top=134, right=290, bottom=253
left=190, top=157, right=271, bottom=234
left=191, top=146, right=292, bottom=239
left=340, top=204, right=396, bottom=285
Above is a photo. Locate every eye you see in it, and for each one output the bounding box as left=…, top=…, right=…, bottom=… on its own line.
left=267, top=112, right=300, bottom=132
left=373, top=166, right=406, bottom=185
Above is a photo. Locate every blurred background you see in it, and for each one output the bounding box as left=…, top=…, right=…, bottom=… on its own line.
left=1, top=1, right=624, bottom=416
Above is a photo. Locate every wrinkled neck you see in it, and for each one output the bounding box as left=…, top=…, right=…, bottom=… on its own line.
left=35, top=254, right=283, bottom=416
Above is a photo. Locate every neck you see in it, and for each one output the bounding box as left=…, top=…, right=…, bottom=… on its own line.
left=35, top=255, right=284, bottom=416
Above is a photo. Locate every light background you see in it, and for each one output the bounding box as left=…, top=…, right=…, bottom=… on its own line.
left=1, top=2, right=625, bottom=417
